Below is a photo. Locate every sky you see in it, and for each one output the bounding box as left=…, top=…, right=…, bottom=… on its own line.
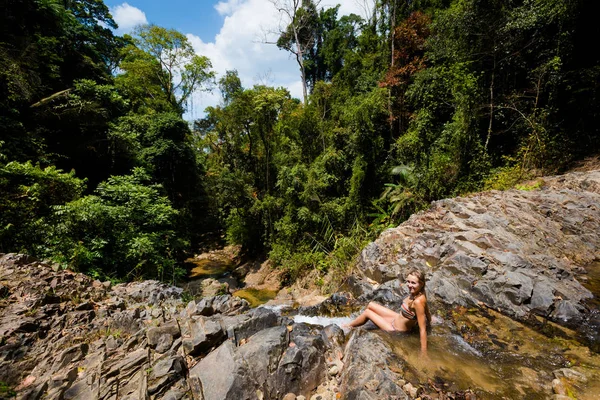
left=103, top=0, right=372, bottom=120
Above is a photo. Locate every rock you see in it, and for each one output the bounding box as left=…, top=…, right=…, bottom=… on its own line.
left=147, top=355, right=187, bottom=396
left=189, top=340, right=240, bottom=400
left=351, top=169, right=600, bottom=334
left=552, top=378, right=567, bottom=395
left=155, top=333, right=174, bottom=353
left=553, top=368, right=587, bottom=383
left=402, top=382, right=419, bottom=398
left=220, top=306, right=280, bottom=345
left=328, top=365, right=339, bottom=376
left=339, top=329, right=408, bottom=399
left=182, top=316, right=225, bottom=356
left=201, top=278, right=229, bottom=297
left=147, top=321, right=181, bottom=349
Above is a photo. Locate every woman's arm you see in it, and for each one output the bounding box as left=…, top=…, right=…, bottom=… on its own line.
left=414, top=298, right=428, bottom=353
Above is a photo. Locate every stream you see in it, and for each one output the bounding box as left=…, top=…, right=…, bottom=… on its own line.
left=182, top=254, right=600, bottom=399
left=282, top=305, right=600, bottom=399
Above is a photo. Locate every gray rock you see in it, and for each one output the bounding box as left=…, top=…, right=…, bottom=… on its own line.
left=339, top=330, right=408, bottom=400
left=148, top=355, right=187, bottom=396
left=147, top=321, right=181, bottom=348
left=189, top=340, right=240, bottom=400
left=182, top=316, right=225, bottom=356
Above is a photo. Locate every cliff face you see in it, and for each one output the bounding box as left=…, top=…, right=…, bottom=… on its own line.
left=351, top=169, right=600, bottom=346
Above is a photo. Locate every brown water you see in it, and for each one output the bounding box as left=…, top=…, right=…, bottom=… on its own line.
left=581, top=261, right=600, bottom=309
left=184, top=255, right=278, bottom=307
left=182, top=255, right=238, bottom=297
left=232, top=288, right=278, bottom=307
left=186, top=257, right=234, bottom=279
left=384, top=306, right=600, bottom=399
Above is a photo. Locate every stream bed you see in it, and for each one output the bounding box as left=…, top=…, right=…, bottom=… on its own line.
left=182, top=252, right=600, bottom=399
left=280, top=303, right=600, bottom=399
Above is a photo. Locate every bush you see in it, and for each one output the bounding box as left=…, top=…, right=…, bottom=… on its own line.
left=42, top=168, right=186, bottom=282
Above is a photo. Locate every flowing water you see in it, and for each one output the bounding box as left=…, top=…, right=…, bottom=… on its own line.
left=281, top=305, right=600, bottom=399
left=183, top=251, right=600, bottom=398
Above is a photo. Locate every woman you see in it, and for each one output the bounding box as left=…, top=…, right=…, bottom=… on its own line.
left=343, top=269, right=431, bottom=353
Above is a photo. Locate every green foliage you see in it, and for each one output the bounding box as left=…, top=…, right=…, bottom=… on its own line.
left=117, top=24, right=215, bottom=115
left=0, top=380, right=16, bottom=397
left=0, top=159, right=85, bottom=253
left=42, top=168, right=185, bottom=282
left=483, top=160, right=536, bottom=191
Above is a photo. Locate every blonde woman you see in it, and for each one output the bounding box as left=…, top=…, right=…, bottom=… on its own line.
left=344, top=269, right=431, bottom=353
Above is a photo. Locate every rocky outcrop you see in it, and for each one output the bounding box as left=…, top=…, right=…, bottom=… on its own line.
left=0, top=254, right=340, bottom=400
left=350, top=170, right=600, bottom=344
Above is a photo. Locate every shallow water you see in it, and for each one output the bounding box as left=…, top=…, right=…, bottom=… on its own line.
left=284, top=305, right=600, bottom=399
left=383, top=307, right=600, bottom=399
left=233, top=288, right=278, bottom=307
left=185, top=257, right=234, bottom=279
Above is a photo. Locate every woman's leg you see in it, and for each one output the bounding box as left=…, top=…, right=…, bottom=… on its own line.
left=345, top=302, right=398, bottom=331
left=365, top=302, right=399, bottom=320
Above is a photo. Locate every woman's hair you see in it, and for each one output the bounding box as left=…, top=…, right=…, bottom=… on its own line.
left=405, top=268, right=426, bottom=287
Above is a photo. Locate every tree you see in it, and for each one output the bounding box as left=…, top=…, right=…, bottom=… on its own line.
left=380, top=11, right=431, bottom=137
left=272, top=0, right=320, bottom=103
left=43, top=168, right=184, bottom=281
left=118, top=24, right=215, bottom=115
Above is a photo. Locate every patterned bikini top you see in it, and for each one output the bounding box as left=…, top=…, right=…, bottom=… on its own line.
left=400, top=301, right=417, bottom=320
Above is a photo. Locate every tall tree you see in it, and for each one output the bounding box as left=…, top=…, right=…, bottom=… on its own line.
left=272, top=0, right=320, bottom=103
left=118, top=25, right=215, bottom=115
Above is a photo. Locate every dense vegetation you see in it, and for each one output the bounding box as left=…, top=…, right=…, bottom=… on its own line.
left=1, top=0, right=599, bottom=286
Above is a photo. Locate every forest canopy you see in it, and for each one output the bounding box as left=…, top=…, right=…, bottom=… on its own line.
left=1, top=0, right=599, bottom=285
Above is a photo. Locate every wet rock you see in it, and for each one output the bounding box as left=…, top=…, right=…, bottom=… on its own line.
left=339, top=329, right=408, bottom=399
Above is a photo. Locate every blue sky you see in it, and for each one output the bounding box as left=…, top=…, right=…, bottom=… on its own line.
left=104, top=1, right=223, bottom=42
left=103, top=0, right=371, bottom=120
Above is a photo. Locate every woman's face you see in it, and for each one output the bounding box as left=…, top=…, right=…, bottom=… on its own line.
left=405, top=274, right=424, bottom=295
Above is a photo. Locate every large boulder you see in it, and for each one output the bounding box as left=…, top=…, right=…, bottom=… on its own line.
left=349, top=170, right=600, bottom=333
left=188, top=323, right=329, bottom=400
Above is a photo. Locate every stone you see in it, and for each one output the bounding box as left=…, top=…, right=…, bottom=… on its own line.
left=189, top=340, right=239, bottom=400
left=552, top=378, right=567, bottom=395
left=182, top=316, right=225, bottom=356
left=148, top=355, right=187, bottom=395
left=155, top=333, right=174, bottom=353
left=339, top=330, right=408, bottom=399
left=147, top=321, right=181, bottom=348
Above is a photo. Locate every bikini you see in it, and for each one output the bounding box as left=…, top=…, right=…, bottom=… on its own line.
left=400, top=302, right=417, bottom=320
left=391, top=298, right=417, bottom=331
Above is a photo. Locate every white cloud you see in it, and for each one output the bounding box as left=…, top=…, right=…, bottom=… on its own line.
left=184, top=0, right=369, bottom=120
left=111, top=3, right=148, bottom=33
left=215, top=0, right=244, bottom=16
